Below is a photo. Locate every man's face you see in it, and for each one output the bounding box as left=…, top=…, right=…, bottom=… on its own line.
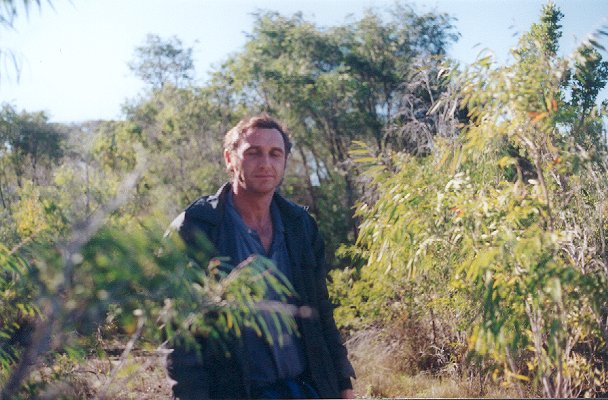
left=224, top=127, right=287, bottom=195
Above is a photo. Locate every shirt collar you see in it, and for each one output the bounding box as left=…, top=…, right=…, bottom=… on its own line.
left=225, top=190, right=285, bottom=234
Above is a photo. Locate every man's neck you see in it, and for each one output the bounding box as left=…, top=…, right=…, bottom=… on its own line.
left=231, top=184, right=274, bottom=228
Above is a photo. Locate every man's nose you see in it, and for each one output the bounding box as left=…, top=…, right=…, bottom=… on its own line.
left=260, top=153, right=272, bottom=166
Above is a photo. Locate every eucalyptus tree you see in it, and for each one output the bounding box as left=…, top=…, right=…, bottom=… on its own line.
left=0, top=105, right=65, bottom=196
left=333, top=3, right=608, bottom=397
left=219, top=5, right=459, bottom=255
left=566, top=45, right=608, bottom=150
left=128, top=34, right=195, bottom=90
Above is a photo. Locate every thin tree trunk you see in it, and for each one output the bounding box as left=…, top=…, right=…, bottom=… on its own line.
left=297, top=146, right=319, bottom=216
left=429, top=306, right=438, bottom=346
left=85, top=156, right=91, bottom=215
left=0, top=177, right=6, bottom=209
left=344, top=174, right=359, bottom=240
left=1, top=301, right=56, bottom=400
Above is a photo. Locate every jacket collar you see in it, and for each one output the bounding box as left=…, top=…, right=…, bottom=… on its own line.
left=200, top=182, right=305, bottom=224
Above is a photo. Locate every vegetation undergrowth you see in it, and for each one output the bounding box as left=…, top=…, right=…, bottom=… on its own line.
left=2, top=1, right=608, bottom=398
left=331, top=3, right=608, bottom=398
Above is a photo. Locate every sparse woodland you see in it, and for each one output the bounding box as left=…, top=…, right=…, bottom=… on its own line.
left=2, top=1, right=608, bottom=398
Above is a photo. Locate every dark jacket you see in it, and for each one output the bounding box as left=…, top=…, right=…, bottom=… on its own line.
left=166, top=183, right=355, bottom=399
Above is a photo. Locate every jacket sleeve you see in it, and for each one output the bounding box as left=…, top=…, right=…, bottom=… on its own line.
left=166, top=338, right=210, bottom=400
left=164, top=212, right=214, bottom=399
left=309, top=216, right=356, bottom=390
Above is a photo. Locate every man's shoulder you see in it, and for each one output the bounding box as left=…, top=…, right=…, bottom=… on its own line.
left=165, top=185, right=228, bottom=238
left=185, top=194, right=220, bottom=217
left=274, top=192, right=315, bottom=224
left=183, top=184, right=230, bottom=222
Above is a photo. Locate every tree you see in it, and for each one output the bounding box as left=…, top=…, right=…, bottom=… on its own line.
left=119, top=83, right=241, bottom=218
left=219, top=6, right=459, bottom=259
left=0, top=105, right=65, bottom=196
left=566, top=45, right=608, bottom=149
left=334, top=3, right=608, bottom=397
left=128, top=34, right=195, bottom=89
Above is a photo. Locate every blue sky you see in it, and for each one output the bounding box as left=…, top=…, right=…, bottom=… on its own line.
left=1, top=0, right=607, bottom=123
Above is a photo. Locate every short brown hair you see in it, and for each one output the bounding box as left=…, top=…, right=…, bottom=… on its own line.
left=223, top=113, right=292, bottom=156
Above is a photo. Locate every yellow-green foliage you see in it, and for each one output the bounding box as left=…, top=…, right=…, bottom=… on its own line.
left=332, top=3, right=608, bottom=397
left=1, top=216, right=297, bottom=397
left=10, top=182, right=67, bottom=242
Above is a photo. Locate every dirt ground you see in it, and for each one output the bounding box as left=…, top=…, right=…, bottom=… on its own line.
left=39, top=337, right=524, bottom=399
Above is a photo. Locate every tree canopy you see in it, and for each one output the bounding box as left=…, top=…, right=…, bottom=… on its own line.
left=128, top=34, right=195, bottom=90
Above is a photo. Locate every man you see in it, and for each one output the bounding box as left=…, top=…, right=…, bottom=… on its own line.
left=166, top=114, right=355, bottom=399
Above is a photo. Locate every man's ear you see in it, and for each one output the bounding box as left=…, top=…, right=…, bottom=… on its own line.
left=224, top=149, right=233, bottom=174
left=224, top=150, right=234, bottom=176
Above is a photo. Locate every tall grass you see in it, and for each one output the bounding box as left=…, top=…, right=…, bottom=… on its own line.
left=345, top=329, right=533, bottom=398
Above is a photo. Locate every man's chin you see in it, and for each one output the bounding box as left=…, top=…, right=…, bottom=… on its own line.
left=242, top=184, right=278, bottom=196
left=255, top=186, right=278, bottom=195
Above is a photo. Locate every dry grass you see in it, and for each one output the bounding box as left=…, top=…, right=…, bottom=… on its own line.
left=34, top=351, right=173, bottom=399
left=87, top=354, right=173, bottom=399
left=30, top=330, right=534, bottom=398
left=346, top=328, right=530, bottom=398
